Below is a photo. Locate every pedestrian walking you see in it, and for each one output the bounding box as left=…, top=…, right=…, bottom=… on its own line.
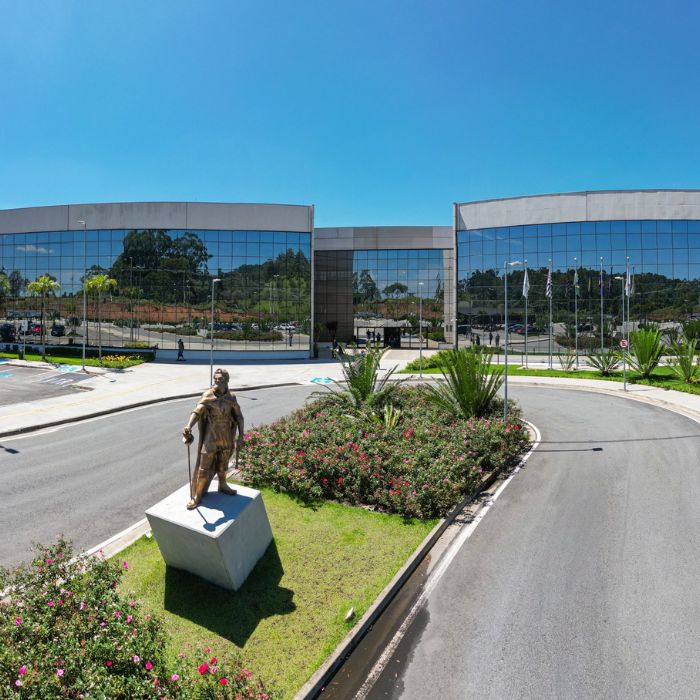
left=489, top=331, right=493, bottom=345
left=177, top=338, right=186, bottom=361
left=475, top=334, right=481, bottom=346
left=495, top=333, right=500, bottom=346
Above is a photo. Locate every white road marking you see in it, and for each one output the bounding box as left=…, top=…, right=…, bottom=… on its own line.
left=355, top=421, right=542, bottom=700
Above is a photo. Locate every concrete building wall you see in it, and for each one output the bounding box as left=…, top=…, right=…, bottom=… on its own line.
left=0, top=202, right=313, bottom=234
left=456, top=190, right=700, bottom=230
left=315, top=226, right=452, bottom=250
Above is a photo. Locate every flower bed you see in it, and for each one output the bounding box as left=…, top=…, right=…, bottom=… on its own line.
left=241, top=386, right=530, bottom=519
left=0, top=538, right=273, bottom=698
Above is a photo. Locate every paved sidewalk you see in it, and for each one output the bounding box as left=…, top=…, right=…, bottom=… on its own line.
left=2, top=350, right=700, bottom=436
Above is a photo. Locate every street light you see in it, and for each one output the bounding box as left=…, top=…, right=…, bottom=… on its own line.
left=615, top=275, right=627, bottom=391
left=210, top=278, right=221, bottom=385
left=77, top=220, right=87, bottom=372
left=503, top=260, right=522, bottom=421
left=418, top=282, right=424, bottom=378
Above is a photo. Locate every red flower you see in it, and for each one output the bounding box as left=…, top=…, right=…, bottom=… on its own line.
left=198, top=662, right=209, bottom=675
left=106, top=661, right=113, bottom=667
left=220, top=677, right=228, bottom=686
left=337, top=477, right=343, bottom=484
left=209, top=657, right=217, bottom=665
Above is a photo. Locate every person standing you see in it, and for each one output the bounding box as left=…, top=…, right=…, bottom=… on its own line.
left=489, top=331, right=493, bottom=345
left=181, top=368, right=244, bottom=510
left=177, top=338, right=185, bottom=361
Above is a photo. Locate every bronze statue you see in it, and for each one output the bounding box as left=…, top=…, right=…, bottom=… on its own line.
left=182, top=368, right=244, bottom=509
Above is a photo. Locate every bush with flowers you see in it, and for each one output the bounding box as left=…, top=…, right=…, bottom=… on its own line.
left=0, top=538, right=274, bottom=699
left=99, top=354, right=144, bottom=369
left=240, top=385, right=530, bottom=519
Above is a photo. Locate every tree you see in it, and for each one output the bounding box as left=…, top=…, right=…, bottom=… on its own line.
left=27, top=274, right=61, bottom=350
left=85, top=274, right=118, bottom=359
left=383, top=282, right=409, bottom=299
left=0, top=272, right=10, bottom=316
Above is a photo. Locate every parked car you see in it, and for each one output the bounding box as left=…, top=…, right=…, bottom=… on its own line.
left=51, top=324, right=66, bottom=337
left=0, top=323, right=16, bottom=342
left=577, top=322, right=594, bottom=332
left=515, top=325, right=538, bottom=335
left=28, top=323, right=44, bottom=336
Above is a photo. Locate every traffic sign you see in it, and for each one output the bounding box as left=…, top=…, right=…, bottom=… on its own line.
left=619, top=339, right=629, bottom=348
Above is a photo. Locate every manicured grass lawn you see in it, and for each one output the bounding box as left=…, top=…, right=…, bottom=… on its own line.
left=0, top=351, right=146, bottom=367
left=402, top=363, right=700, bottom=395
left=119, top=487, right=436, bottom=699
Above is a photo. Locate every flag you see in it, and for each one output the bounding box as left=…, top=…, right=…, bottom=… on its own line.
left=522, top=267, right=530, bottom=298
left=545, top=266, right=552, bottom=299
left=625, top=260, right=631, bottom=297
left=574, top=269, right=580, bottom=297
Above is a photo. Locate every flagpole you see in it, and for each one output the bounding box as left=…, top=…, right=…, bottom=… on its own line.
left=548, top=259, right=552, bottom=369
left=625, top=257, right=630, bottom=342
left=523, top=260, right=529, bottom=369
left=600, top=257, right=604, bottom=352
left=574, top=257, right=578, bottom=369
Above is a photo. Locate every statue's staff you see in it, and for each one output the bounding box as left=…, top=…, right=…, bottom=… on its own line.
left=182, top=427, right=194, bottom=501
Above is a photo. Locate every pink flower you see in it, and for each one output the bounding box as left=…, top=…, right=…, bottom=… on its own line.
left=18, top=666, right=26, bottom=676
left=15, top=680, right=22, bottom=687
left=220, top=677, right=228, bottom=686
left=170, top=673, right=180, bottom=681
left=48, top=600, right=55, bottom=607
left=14, top=616, right=22, bottom=626
left=100, top=622, right=106, bottom=628
left=46, top=558, right=53, bottom=565
left=113, top=611, right=121, bottom=618
left=128, top=600, right=136, bottom=608
left=57, top=669, right=64, bottom=677
left=198, top=662, right=209, bottom=675
left=122, top=560, right=129, bottom=570
left=337, top=476, right=343, bottom=484
left=133, top=655, right=140, bottom=663
left=106, top=660, right=113, bottom=667
left=146, top=661, right=153, bottom=671
left=79, top=602, right=86, bottom=611
left=127, top=615, right=133, bottom=623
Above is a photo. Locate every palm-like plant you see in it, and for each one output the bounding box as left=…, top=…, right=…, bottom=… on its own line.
left=587, top=348, right=621, bottom=376
left=628, top=328, right=663, bottom=379
left=27, top=274, right=61, bottom=349
left=424, top=347, right=503, bottom=419
left=313, top=344, right=402, bottom=410
left=670, top=339, right=698, bottom=384
left=84, top=274, right=118, bottom=359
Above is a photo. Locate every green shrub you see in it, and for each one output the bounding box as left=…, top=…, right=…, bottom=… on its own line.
left=241, top=386, right=529, bottom=519
left=423, top=347, right=504, bottom=419
left=670, top=339, right=699, bottom=384
left=313, top=344, right=403, bottom=410
left=628, top=328, right=663, bottom=378
left=0, top=539, right=274, bottom=698
left=587, top=348, right=621, bottom=376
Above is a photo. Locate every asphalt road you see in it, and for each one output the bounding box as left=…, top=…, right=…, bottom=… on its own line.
left=0, top=384, right=317, bottom=568
left=363, top=387, right=700, bottom=700
left=0, top=363, right=93, bottom=406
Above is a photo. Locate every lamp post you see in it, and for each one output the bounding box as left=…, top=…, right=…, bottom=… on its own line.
left=418, top=282, right=424, bottom=378
left=77, top=219, right=87, bottom=372
left=615, top=275, right=627, bottom=391
left=504, top=260, right=522, bottom=422
left=210, top=278, right=221, bottom=385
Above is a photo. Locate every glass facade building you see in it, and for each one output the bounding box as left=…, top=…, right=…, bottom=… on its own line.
left=3, top=193, right=700, bottom=358
left=456, top=192, right=700, bottom=353
left=314, top=247, right=455, bottom=348
left=0, top=203, right=313, bottom=356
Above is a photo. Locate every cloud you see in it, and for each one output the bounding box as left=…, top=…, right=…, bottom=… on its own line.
left=16, top=244, right=53, bottom=254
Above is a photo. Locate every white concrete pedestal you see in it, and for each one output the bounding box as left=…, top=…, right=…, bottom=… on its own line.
left=145, top=482, right=273, bottom=591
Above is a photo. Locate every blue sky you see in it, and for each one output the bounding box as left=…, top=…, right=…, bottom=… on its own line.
left=2, top=0, right=700, bottom=227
